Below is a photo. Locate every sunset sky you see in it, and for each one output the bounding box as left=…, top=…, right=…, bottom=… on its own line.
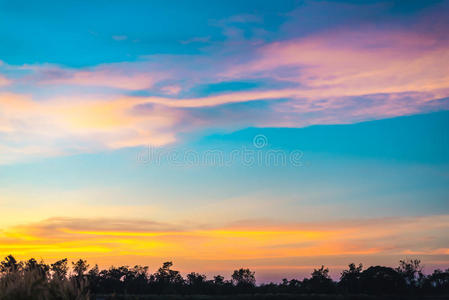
left=1, top=0, right=449, bottom=282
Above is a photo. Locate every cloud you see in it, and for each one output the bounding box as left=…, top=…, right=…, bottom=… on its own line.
left=0, top=75, right=10, bottom=87
left=1, top=215, right=448, bottom=276
left=108, top=28, right=449, bottom=124
left=112, top=35, right=128, bottom=41
left=223, top=28, right=449, bottom=99
left=0, top=92, right=181, bottom=163
left=1, top=26, right=448, bottom=163
left=180, top=36, right=210, bottom=45
left=37, top=62, right=165, bottom=90
left=160, top=85, right=182, bottom=95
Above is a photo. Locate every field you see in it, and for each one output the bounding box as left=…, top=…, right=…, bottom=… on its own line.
left=92, top=295, right=449, bottom=300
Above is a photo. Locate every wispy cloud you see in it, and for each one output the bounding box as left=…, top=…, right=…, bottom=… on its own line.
left=112, top=35, right=128, bottom=41
left=1, top=26, right=448, bottom=163
left=0, top=75, right=10, bottom=87
left=160, top=85, right=182, bottom=95
left=38, top=63, right=163, bottom=90
left=1, top=215, right=448, bottom=275
left=222, top=28, right=449, bottom=100
left=0, top=92, right=180, bottom=163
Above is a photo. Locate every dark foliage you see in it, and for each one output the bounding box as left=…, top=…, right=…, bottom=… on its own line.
left=1, top=255, right=449, bottom=299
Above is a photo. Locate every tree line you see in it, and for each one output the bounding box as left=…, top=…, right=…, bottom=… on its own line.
left=1, top=255, right=449, bottom=299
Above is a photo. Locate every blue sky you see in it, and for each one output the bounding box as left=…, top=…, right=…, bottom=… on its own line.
left=0, top=0, right=449, bottom=281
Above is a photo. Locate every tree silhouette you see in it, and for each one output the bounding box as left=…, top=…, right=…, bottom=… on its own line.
left=187, top=272, right=206, bottom=286
left=72, top=259, right=89, bottom=279
left=126, top=265, right=150, bottom=294
left=0, top=255, right=20, bottom=274
left=304, top=265, right=335, bottom=293
left=151, top=261, right=184, bottom=294
left=396, top=259, right=424, bottom=288
left=154, top=261, right=184, bottom=285
left=339, top=263, right=363, bottom=293
left=51, top=258, right=68, bottom=280
left=232, top=268, right=256, bottom=288
left=213, top=275, right=225, bottom=285
left=87, top=264, right=100, bottom=294
left=1, top=255, right=448, bottom=297
left=24, top=258, right=49, bottom=278
left=360, top=266, right=405, bottom=294
left=424, top=268, right=449, bottom=292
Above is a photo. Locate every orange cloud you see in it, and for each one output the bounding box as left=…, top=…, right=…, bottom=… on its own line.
left=1, top=215, right=448, bottom=274
left=0, top=93, right=180, bottom=163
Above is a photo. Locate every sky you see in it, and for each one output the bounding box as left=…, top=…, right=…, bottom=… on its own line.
left=0, top=0, right=449, bottom=282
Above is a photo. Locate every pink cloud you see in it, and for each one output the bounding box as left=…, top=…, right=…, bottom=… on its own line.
left=0, top=75, right=11, bottom=86
left=43, top=70, right=155, bottom=90
left=160, top=85, right=182, bottom=95
left=39, top=62, right=166, bottom=90
left=223, top=29, right=449, bottom=97
left=2, top=27, right=449, bottom=163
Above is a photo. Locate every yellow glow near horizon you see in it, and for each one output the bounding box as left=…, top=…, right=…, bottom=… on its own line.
left=1, top=215, right=449, bottom=270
